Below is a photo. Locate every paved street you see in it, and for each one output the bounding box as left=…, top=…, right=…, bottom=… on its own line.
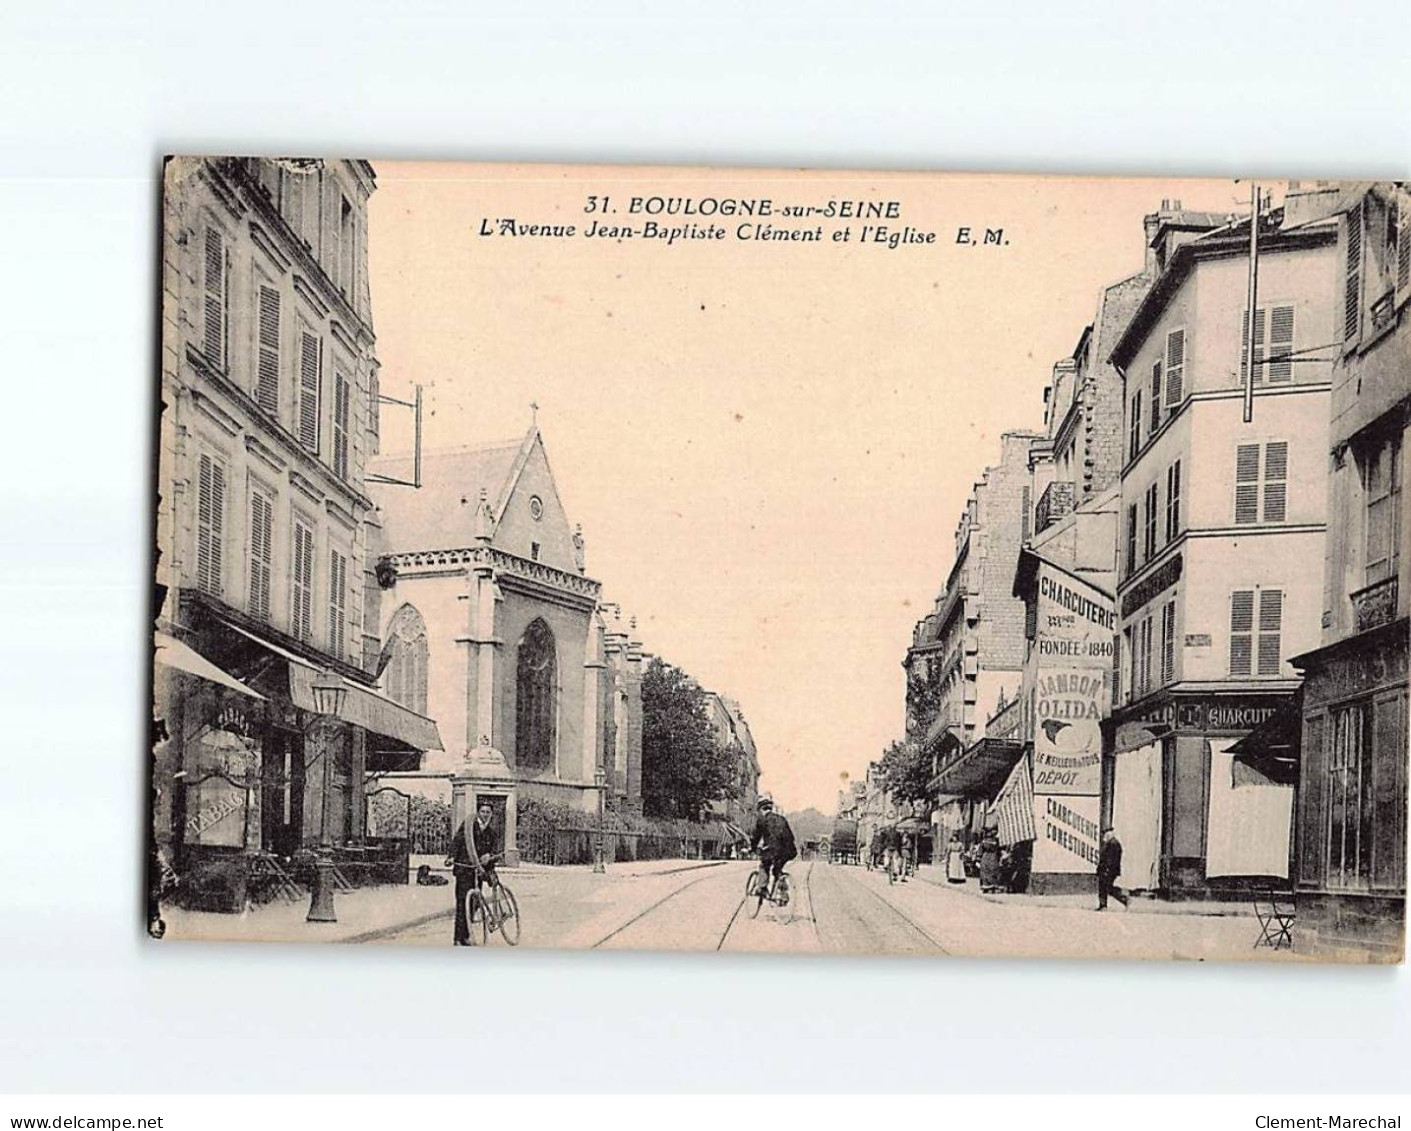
left=378, top=859, right=1307, bottom=963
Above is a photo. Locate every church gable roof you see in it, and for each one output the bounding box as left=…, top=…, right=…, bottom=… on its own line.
left=369, top=435, right=525, bottom=554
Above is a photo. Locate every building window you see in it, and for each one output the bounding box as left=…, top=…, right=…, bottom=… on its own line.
left=1230, top=588, right=1282, bottom=677
left=1138, top=615, right=1154, bottom=696
left=1234, top=441, right=1289, bottom=524
left=1164, top=329, right=1185, bottom=406
left=1160, top=600, right=1176, bottom=686
left=1165, top=459, right=1182, bottom=542
left=1242, top=306, right=1296, bottom=385
left=201, top=226, right=228, bottom=369
left=291, top=515, right=315, bottom=643
left=332, top=371, right=351, bottom=480
left=1363, top=431, right=1403, bottom=586
left=1143, top=482, right=1159, bottom=559
left=383, top=604, right=429, bottom=715
left=1150, top=361, right=1163, bottom=432
left=338, top=195, right=355, bottom=297
left=1129, top=390, right=1143, bottom=461
left=248, top=486, right=274, bottom=621
left=196, top=452, right=227, bottom=597
left=1125, top=503, right=1138, bottom=575
left=1327, top=701, right=1374, bottom=890
left=515, top=618, right=557, bottom=774
left=255, top=284, right=281, bottom=415
left=328, top=548, right=347, bottom=659
left=298, top=330, right=322, bottom=455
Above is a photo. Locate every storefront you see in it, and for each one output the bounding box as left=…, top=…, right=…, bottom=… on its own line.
left=1292, top=619, right=1408, bottom=959
left=929, top=737, right=1024, bottom=873
left=1104, top=689, right=1296, bottom=898
left=154, top=593, right=443, bottom=913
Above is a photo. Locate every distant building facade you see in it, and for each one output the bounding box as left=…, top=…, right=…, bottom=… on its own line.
left=704, top=693, right=761, bottom=837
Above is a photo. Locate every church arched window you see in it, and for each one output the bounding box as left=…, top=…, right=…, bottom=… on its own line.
left=384, top=604, right=429, bottom=716
left=516, top=618, right=557, bottom=773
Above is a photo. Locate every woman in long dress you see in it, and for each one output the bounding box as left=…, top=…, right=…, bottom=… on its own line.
left=978, top=831, right=1002, bottom=892
left=945, top=833, right=967, bottom=883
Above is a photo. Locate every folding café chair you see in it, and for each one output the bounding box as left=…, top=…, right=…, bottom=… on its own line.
left=1253, top=888, right=1295, bottom=951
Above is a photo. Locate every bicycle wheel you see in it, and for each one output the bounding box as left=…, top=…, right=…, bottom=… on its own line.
left=494, top=884, right=521, bottom=946
left=465, top=890, right=489, bottom=946
left=747, top=872, right=766, bottom=919
left=745, top=869, right=761, bottom=897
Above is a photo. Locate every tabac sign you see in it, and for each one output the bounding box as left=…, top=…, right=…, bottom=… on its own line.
left=1033, top=562, right=1113, bottom=796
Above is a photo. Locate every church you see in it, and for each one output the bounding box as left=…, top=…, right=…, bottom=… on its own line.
left=367, top=424, right=644, bottom=858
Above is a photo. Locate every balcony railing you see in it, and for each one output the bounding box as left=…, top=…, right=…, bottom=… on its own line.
left=1351, top=575, right=1399, bottom=634
left=1035, top=480, right=1075, bottom=535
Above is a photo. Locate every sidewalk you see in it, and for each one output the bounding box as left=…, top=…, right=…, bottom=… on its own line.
left=910, top=865, right=1257, bottom=918
left=157, top=857, right=727, bottom=946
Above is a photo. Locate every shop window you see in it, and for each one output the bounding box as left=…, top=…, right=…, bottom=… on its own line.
left=515, top=618, right=557, bottom=773
left=1327, top=701, right=1374, bottom=890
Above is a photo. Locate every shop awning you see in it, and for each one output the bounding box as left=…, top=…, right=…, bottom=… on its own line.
left=1227, top=698, right=1301, bottom=787
left=216, top=617, right=443, bottom=754
left=930, top=738, right=1025, bottom=799
left=154, top=631, right=264, bottom=700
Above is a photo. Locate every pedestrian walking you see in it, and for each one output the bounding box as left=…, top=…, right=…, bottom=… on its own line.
left=1096, top=828, right=1130, bottom=911
left=945, top=832, right=966, bottom=883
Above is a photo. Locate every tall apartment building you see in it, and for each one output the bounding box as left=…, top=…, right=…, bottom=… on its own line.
left=907, top=430, right=1042, bottom=848
left=1287, top=182, right=1409, bottom=960
left=1104, top=202, right=1340, bottom=899
left=152, top=158, right=441, bottom=913
left=704, top=692, right=761, bottom=838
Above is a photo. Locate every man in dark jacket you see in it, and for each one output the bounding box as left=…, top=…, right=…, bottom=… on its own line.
left=1096, top=828, right=1129, bottom=910
left=448, top=798, right=505, bottom=945
left=749, top=796, right=796, bottom=896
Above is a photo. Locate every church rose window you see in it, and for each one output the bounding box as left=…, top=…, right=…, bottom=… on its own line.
left=516, top=618, right=557, bottom=773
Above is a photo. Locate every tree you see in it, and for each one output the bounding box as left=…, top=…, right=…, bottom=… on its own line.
left=878, top=739, right=932, bottom=808
left=640, top=657, right=739, bottom=821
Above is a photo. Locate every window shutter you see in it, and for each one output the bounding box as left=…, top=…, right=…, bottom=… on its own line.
left=1165, top=329, right=1185, bottom=405
left=298, top=331, right=321, bottom=453
left=1144, top=482, right=1158, bottom=558
left=1263, top=441, right=1289, bottom=523
left=1268, top=306, right=1295, bottom=382
left=196, top=454, right=225, bottom=596
left=1240, top=308, right=1267, bottom=384
left=368, top=368, right=380, bottom=448
left=292, top=520, right=314, bottom=642
left=256, top=285, right=281, bottom=415
left=249, top=490, right=273, bottom=620
left=328, top=549, right=347, bottom=657
left=1230, top=590, right=1255, bottom=676
left=1129, top=391, right=1142, bottom=461
left=333, top=373, right=350, bottom=479
left=1234, top=444, right=1261, bottom=524
left=1150, top=362, right=1162, bottom=431
left=1161, top=601, right=1176, bottom=685
left=1166, top=459, right=1181, bottom=541
left=1126, top=504, right=1138, bottom=574
left=202, top=228, right=226, bottom=367
left=1257, top=589, right=1284, bottom=675
left=1345, top=203, right=1363, bottom=342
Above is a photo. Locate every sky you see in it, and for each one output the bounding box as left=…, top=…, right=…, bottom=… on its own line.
left=367, top=163, right=1249, bottom=813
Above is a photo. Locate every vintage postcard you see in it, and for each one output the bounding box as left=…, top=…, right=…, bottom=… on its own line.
left=148, top=158, right=1408, bottom=963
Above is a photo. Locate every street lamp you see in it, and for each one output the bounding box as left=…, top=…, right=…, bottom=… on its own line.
left=593, top=766, right=607, bottom=874
left=306, top=671, right=347, bottom=924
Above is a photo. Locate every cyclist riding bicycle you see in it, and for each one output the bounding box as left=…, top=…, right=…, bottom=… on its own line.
left=748, top=795, right=797, bottom=897
left=448, top=798, right=504, bottom=947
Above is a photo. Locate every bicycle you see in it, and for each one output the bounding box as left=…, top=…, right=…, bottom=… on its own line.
left=744, top=864, right=791, bottom=919
left=463, top=853, right=521, bottom=946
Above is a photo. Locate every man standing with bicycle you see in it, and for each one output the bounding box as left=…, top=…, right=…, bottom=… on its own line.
left=748, top=795, right=796, bottom=898
left=449, top=798, right=504, bottom=946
